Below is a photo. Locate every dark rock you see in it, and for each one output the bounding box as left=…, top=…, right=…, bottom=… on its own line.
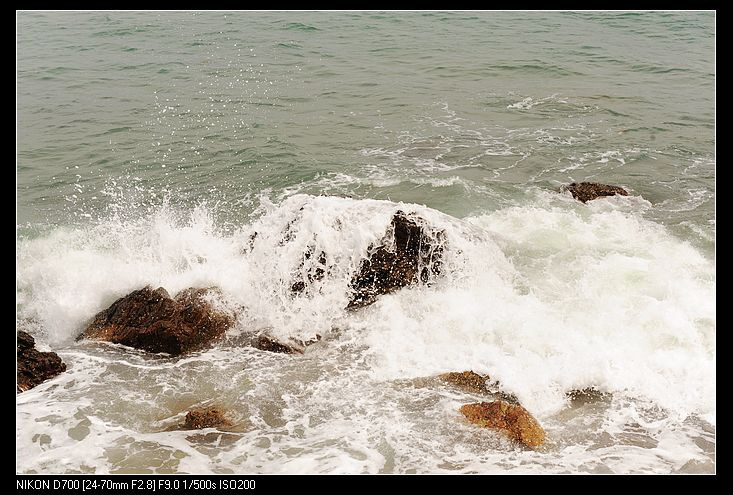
left=240, top=231, right=258, bottom=255
left=291, top=245, right=327, bottom=294
left=459, top=401, right=546, bottom=448
left=270, top=206, right=330, bottom=296
left=182, top=407, right=231, bottom=430
left=278, top=206, right=305, bottom=246
left=562, top=182, right=629, bottom=203
left=17, top=331, right=66, bottom=393
left=252, top=334, right=304, bottom=355
left=347, top=211, right=445, bottom=309
left=247, top=231, right=258, bottom=251
left=78, top=286, right=234, bottom=355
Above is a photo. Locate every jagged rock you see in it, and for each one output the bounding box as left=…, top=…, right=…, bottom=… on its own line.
left=278, top=206, right=305, bottom=246
left=78, top=286, right=234, bottom=355
left=182, top=407, right=231, bottom=430
left=459, top=401, right=546, bottom=448
left=17, top=331, right=66, bottom=393
left=562, top=182, right=629, bottom=203
left=347, top=211, right=445, bottom=309
left=291, top=245, right=327, bottom=294
left=267, top=207, right=329, bottom=295
left=439, top=371, right=490, bottom=394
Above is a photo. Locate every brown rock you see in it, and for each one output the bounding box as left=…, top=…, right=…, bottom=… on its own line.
left=459, top=401, right=546, bottom=448
left=347, top=211, right=445, bottom=309
left=436, top=371, right=519, bottom=403
left=252, top=334, right=304, bottom=354
left=439, top=371, right=490, bottom=394
left=562, top=182, right=629, bottom=203
left=17, top=331, right=66, bottom=393
left=78, top=286, right=234, bottom=355
left=183, top=407, right=231, bottom=430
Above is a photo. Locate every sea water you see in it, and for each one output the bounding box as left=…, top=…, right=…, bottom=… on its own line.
left=17, top=11, right=715, bottom=474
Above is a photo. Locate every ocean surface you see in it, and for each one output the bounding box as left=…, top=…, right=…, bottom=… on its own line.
left=17, top=11, right=715, bottom=474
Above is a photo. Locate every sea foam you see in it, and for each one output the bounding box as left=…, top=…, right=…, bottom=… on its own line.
left=16, top=193, right=715, bottom=423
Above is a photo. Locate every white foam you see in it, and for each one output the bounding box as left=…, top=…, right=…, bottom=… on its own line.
left=506, top=94, right=560, bottom=110
left=16, top=193, right=715, bottom=472
left=17, top=194, right=715, bottom=417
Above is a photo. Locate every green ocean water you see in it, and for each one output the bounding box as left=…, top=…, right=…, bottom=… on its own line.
left=17, top=11, right=715, bottom=474
left=18, top=11, right=714, bottom=251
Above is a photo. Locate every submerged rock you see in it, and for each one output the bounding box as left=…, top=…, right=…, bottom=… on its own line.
left=183, top=407, right=232, bottom=430
left=252, top=333, right=323, bottom=355
left=438, top=370, right=519, bottom=404
left=562, top=182, right=629, bottom=203
left=439, top=371, right=490, bottom=394
left=252, top=334, right=305, bottom=355
left=78, top=286, right=234, bottom=355
left=566, top=387, right=611, bottom=405
left=17, top=331, right=66, bottom=393
left=459, top=401, right=546, bottom=448
left=347, top=210, right=445, bottom=309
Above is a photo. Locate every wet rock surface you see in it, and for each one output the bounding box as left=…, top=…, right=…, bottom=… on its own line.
left=182, top=407, right=232, bottom=430
left=17, top=331, right=66, bottom=393
left=78, top=286, right=234, bottom=355
left=252, top=334, right=305, bottom=354
left=439, top=371, right=490, bottom=394
left=436, top=370, right=519, bottom=403
left=562, top=182, right=629, bottom=203
left=347, top=211, right=445, bottom=309
left=459, top=401, right=546, bottom=448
